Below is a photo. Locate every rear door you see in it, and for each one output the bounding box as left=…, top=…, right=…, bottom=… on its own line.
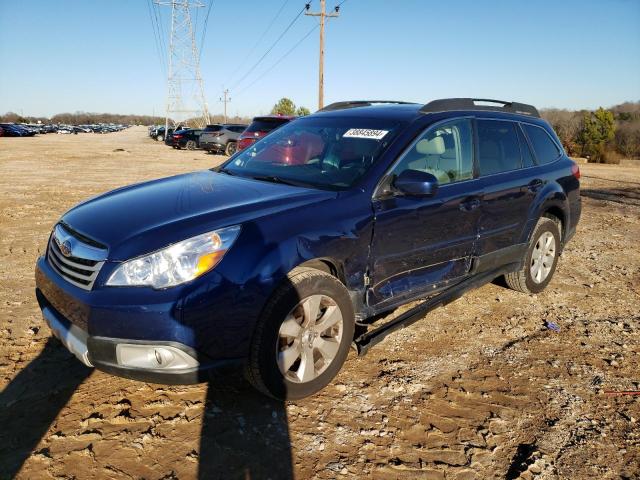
left=474, top=119, right=539, bottom=269
left=368, top=118, right=483, bottom=309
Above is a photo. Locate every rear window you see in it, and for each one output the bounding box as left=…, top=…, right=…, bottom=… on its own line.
left=246, top=118, right=290, bottom=133
left=477, top=120, right=522, bottom=175
left=523, top=124, right=561, bottom=164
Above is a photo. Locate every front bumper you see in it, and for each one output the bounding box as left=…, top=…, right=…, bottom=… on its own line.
left=35, top=255, right=253, bottom=384
left=37, top=289, right=243, bottom=384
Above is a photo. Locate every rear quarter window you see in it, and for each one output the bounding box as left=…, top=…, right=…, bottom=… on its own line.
left=523, top=124, right=561, bottom=165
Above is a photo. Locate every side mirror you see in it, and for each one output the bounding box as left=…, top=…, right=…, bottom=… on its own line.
left=394, top=169, right=439, bottom=197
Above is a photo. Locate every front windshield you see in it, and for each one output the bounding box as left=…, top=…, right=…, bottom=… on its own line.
left=220, top=116, right=405, bottom=190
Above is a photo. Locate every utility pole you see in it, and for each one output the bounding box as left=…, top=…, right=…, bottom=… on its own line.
left=220, top=89, right=230, bottom=123
left=156, top=0, right=211, bottom=132
left=305, top=0, right=339, bottom=110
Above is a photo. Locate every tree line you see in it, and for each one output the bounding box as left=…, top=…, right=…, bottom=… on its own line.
left=541, top=101, right=640, bottom=163
left=0, top=111, right=168, bottom=126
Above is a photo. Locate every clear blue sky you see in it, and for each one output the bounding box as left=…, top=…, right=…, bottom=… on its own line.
left=1, top=0, right=639, bottom=118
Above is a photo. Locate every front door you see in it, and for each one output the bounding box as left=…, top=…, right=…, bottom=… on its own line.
left=368, top=118, right=482, bottom=310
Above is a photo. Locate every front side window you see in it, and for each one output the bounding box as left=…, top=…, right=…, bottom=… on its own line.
left=220, top=116, right=405, bottom=190
left=390, top=118, right=473, bottom=185
left=477, top=120, right=522, bottom=175
left=522, top=124, right=561, bottom=164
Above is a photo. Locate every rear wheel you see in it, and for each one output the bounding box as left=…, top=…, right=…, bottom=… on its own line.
left=246, top=267, right=354, bottom=400
left=186, top=140, right=197, bottom=150
left=225, top=141, right=237, bottom=156
left=156, top=134, right=163, bottom=141
left=504, top=217, right=561, bottom=294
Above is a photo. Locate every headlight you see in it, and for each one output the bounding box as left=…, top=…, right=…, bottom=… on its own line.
left=106, top=225, right=240, bottom=288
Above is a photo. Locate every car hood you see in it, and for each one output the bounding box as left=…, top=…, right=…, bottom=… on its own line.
left=61, top=170, right=335, bottom=260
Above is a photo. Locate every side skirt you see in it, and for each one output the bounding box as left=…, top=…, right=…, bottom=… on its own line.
left=353, top=263, right=520, bottom=356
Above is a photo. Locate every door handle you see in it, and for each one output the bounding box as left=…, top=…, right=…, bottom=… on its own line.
left=527, top=179, right=544, bottom=193
left=459, top=197, right=481, bottom=212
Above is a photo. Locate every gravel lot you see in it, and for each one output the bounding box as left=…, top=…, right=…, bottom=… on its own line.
left=1, top=127, right=638, bottom=479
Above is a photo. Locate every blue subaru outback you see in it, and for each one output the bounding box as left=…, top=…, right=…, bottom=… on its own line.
left=35, top=98, right=581, bottom=399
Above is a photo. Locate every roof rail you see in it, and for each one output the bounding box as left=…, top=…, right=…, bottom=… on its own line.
left=420, top=98, right=540, bottom=118
left=319, top=100, right=417, bottom=112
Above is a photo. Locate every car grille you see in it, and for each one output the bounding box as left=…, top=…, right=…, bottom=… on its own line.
left=47, top=224, right=107, bottom=291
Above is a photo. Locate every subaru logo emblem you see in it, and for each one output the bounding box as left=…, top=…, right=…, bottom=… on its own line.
left=55, top=236, right=72, bottom=257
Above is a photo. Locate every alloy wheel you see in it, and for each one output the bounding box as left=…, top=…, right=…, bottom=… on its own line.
left=530, top=231, right=556, bottom=283
left=276, top=294, right=343, bottom=383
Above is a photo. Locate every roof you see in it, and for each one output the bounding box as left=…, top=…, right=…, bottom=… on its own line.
left=313, top=98, right=542, bottom=122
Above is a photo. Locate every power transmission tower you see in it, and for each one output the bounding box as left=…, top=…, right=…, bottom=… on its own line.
left=156, top=0, right=211, bottom=132
left=220, top=89, right=230, bottom=123
left=305, top=0, right=339, bottom=110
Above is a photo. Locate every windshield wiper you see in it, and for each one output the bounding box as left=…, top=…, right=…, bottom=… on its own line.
left=217, top=167, right=236, bottom=176
left=249, top=175, right=308, bottom=187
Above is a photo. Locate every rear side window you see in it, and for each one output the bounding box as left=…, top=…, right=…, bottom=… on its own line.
left=522, top=124, right=561, bottom=164
left=204, top=125, right=222, bottom=132
left=516, top=125, right=536, bottom=168
left=230, top=126, right=247, bottom=133
left=477, top=120, right=522, bottom=175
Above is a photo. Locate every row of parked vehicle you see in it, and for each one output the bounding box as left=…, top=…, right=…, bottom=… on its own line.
left=0, top=123, right=130, bottom=137
left=148, top=115, right=294, bottom=156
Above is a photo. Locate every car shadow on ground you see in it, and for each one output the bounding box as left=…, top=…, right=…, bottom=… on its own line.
left=200, top=372, right=293, bottom=479
left=0, top=338, right=92, bottom=478
left=0, top=339, right=294, bottom=479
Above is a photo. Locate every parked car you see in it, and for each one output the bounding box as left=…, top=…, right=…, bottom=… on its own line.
left=199, top=124, right=248, bottom=156
left=171, top=128, right=204, bottom=150
left=236, top=115, right=295, bottom=152
left=34, top=98, right=581, bottom=400
left=0, top=123, right=34, bottom=136
left=153, top=126, right=170, bottom=141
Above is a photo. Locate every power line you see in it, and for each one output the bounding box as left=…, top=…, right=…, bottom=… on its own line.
left=146, top=0, right=166, bottom=75
left=235, top=24, right=319, bottom=97
left=198, top=1, right=214, bottom=62
left=223, top=0, right=291, bottom=86
left=230, top=4, right=308, bottom=91
left=152, top=1, right=168, bottom=68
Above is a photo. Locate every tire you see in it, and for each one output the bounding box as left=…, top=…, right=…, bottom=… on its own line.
left=245, top=267, right=355, bottom=400
left=156, top=134, right=163, bottom=141
left=504, top=217, right=561, bottom=294
left=225, top=141, right=237, bottom=156
left=186, top=140, right=197, bottom=150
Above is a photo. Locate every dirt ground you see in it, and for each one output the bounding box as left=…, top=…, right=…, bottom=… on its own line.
left=0, top=127, right=638, bottom=480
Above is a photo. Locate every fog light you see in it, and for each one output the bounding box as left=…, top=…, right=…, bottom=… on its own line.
left=115, top=344, right=199, bottom=370
left=154, top=347, right=174, bottom=366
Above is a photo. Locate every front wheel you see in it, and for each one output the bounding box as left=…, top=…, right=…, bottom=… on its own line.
left=504, top=217, right=561, bottom=294
left=246, top=267, right=354, bottom=400
left=225, top=141, right=237, bottom=156
left=156, top=134, right=163, bottom=141
left=186, top=140, right=197, bottom=150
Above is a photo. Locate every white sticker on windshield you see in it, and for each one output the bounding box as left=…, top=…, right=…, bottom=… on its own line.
left=343, top=128, right=389, bottom=140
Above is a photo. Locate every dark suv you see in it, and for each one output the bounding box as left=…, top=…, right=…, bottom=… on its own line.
left=35, top=99, right=580, bottom=400
left=199, top=124, right=248, bottom=156
left=171, top=129, right=204, bottom=150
